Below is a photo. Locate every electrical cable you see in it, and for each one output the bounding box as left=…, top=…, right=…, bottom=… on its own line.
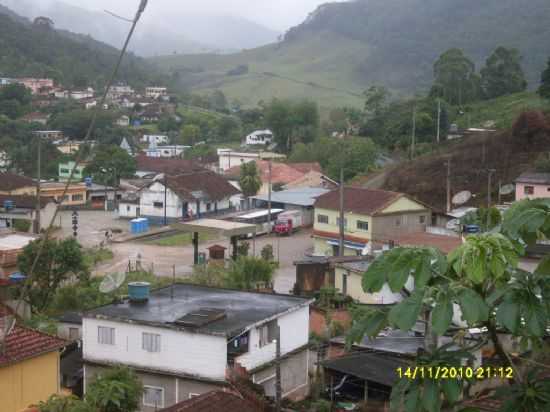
left=12, top=0, right=149, bottom=322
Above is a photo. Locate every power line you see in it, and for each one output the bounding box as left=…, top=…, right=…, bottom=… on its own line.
left=12, top=0, right=149, bottom=321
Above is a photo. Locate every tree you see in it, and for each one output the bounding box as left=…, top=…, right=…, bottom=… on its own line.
left=239, top=161, right=262, bottom=198
left=347, top=198, right=550, bottom=412
left=208, top=90, right=228, bottom=112
left=539, top=58, right=550, bottom=100
left=181, top=124, right=201, bottom=145
left=480, top=47, right=527, bottom=99
left=261, top=244, right=275, bottom=262
left=535, top=152, right=550, bottom=173
left=512, top=111, right=548, bottom=145
left=39, top=395, right=93, bottom=412
left=363, top=85, right=389, bottom=117
left=48, top=109, right=117, bottom=140
left=225, top=256, right=275, bottom=290
left=17, top=238, right=89, bottom=313
left=85, top=367, right=143, bottom=412
left=84, top=145, right=136, bottom=185
left=430, top=48, right=480, bottom=105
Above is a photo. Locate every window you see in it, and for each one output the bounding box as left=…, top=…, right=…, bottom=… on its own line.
left=419, top=215, right=426, bottom=224
left=317, top=214, right=329, bottom=224
left=97, top=326, right=115, bottom=345
left=356, top=220, right=369, bottom=231
left=153, top=201, right=164, bottom=208
left=127, top=205, right=131, bottom=212
left=142, top=332, right=161, bottom=353
left=336, top=217, right=348, bottom=228
left=524, top=186, right=534, bottom=195
left=72, top=194, right=83, bottom=201
left=206, top=203, right=212, bottom=211
left=69, top=327, right=79, bottom=340
left=143, top=386, right=164, bottom=408
left=259, top=320, right=278, bottom=347
left=60, top=168, right=70, bottom=174
left=395, top=217, right=401, bottom=227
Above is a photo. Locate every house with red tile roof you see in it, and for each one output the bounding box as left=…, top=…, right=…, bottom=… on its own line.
left=225, top=160, right=335, bottom=196
left=0, top=320, right=66, bottom=412
left=159, top=390, right=265, bottom=412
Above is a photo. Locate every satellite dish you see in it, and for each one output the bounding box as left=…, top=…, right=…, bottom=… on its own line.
left=499, top=184, right=515, bottom=196
left=99, top=272, right=126, bottom=293
left=452, top=190, right=472, bottom=205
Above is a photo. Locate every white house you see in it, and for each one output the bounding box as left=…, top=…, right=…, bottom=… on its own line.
left=116, top=115, right=130, bottom=127
left=245, top=129, right=273, bottom=146
left=82, top=284, right=313, bottom=411
left=120, top=137, right=133, bottom=156
left=145, top=87, right=168, bottom=99
left=139, top=171, right=240, bottom=223
left=217, top=149, right=286, bottom=172
left=144, top=143, right=189, bottom=158
left=141, top=134, right=169, bottom=145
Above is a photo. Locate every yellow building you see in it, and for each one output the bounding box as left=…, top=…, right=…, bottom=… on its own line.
left=0, top=173, right=36, bottom=196
left=40, top=182, right=87, bottom=206
left=0, top=323, right=66, bottom=412
left=313, top=187, right=431, bottom=256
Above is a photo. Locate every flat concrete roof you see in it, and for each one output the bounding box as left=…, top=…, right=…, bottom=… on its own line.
left=0, top=233, right=38, bottom=250
left=251, top=187, right=330, bottom=207
left=172, top=219, right=256, bottom=237
left=85, top=283, right=312, bottom=337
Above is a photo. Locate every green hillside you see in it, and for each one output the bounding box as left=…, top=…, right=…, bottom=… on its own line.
left=153, top=0, right=550, bottom=109
left=0, top=7, right=163, bottom=89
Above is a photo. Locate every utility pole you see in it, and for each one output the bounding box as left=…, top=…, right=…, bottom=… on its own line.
left=411, top=104, right=417, bottom=159
left=268, top=159, right=272, bottom=234
left=163, top=173, right=168, bottom=226
left=446, top=159, right=452, bottom=214
left=436, top=99, right=441, bottom=144
left=487, top=169, right=496, bottom=208
left=275, top=325, right=282, bottom=412
left=34, top=137, right=41, bottom=234
left=338, top=168, right=345, bottom=257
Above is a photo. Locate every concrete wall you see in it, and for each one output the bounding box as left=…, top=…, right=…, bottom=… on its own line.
left=118, top=203, right=140, bottom=219
left=372, top=211, right=429, bottom=242
left=85, top=363, right=222, bottom=412
left=0, top=351, right=60, bottom=412
left=252, top=349, right=309, bottom=401
left=57, top=322, right=82, bottom=340
left=334, top=267, right=407, bottom=305
left=83, top=318, right=228, bottom=380
left=236, top=306, right=310, bottom=371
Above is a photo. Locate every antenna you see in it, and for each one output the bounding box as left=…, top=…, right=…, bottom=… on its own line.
left=452, top=190, right=472, bottom=206
left=499, top=184, right=515, bottom=196
left=99, top=272, right=127, bottom=294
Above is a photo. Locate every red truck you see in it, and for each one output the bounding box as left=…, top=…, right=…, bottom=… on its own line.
left=274, top=210, right=303, bottom=236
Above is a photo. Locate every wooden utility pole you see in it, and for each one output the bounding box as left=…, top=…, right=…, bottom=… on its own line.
left=487, top=169, right=496, bottom=208
left=268, top=159, right=272, bottom=233
left=34, top=137, right=41, bottom=234
left=338, top=168, right=345, bottom=257
left=411, top=104, right=417, bottom=159
left=275, top=325, right=282, bottom=412
left=163, top=173, right=168, bottom=226
left=446, top=159, right=452, bottom=213
left=436, top=99, right=441, bottom=144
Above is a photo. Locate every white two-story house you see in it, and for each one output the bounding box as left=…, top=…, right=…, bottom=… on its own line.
left=82, top=284, right=313, bottom=411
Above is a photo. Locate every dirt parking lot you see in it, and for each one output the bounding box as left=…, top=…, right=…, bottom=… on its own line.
left=55, top=211, right=314, bottom=294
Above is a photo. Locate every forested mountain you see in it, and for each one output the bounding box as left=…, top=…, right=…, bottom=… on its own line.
left=154, top=0, right=550, bottom=108
left=0, top=0, right=280, bottom=56
left=0, top=5, right=163, bottom=89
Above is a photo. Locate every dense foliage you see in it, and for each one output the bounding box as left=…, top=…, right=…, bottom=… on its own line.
left=539, top=58, right=550, bottom=100
left=239, top=161, right=262, bottom=198
left=480, top=47, right=527, bottom=99
left=348, top=198, right=550, bottom=411
left=0, top=83, right=31, bottom=119
left=84, top=145, right=137, bottom=186
left=0, top=12, right=163, bottom=89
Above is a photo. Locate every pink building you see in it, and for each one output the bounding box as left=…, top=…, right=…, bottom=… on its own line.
left=16, top=78, right=54, bottom=95
left=515, top=172, right=550, bottom=201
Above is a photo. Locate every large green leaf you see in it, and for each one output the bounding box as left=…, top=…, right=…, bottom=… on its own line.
left=363, top=256, right=387, bottom=293
left=388, top=250, right=414, bottom=292
left=432, top=294, right=453, bottom=335
left=422, top=379, right=441, bottom=412
left=496, top=299, right=521, bottom=334
left=389, top=289, right=425, bottom=331
left=457, top=289, right=489, bottom=324
left=524, top=302, right=547, bottom=337
left=404, top=385, right=420, bottom=412
left=389, top=378, right=409, bottom=412
left=441, top=379, right=461, bottom=404
left=534, top=256, right=550, bottom=276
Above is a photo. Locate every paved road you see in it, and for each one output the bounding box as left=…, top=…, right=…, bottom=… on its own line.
left=56, top=210, right=313, bottom=294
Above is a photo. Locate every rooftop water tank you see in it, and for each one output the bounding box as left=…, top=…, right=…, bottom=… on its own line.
left=128, top=282, right=150, bottom=303
left=9, top=272, right=26, bottom=283
left=3, top=200, right=14, bottom=210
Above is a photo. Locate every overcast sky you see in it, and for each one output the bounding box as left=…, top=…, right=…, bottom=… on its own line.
left=51, top=0, right=338, bottom=31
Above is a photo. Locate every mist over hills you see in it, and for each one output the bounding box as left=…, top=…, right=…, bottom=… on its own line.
left=0, top=0, right=281, bottom=56
left=154, top=0, right=550, bottom=108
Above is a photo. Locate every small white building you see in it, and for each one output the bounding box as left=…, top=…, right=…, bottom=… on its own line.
left=141, top=134, right=169, bottom=145
left=116, top=115, right=130, bottom=127
left=245, top=129, right=273, bottom=146
left=82, top=283, right=313, bottom=411
left=145, top=86, right=168, bottom=99
left=120, top=137, right=133, bottom=156
left=70, top=89, right=94, bottom=100
left=139, top=171, right=240, bottom=223
left=144, top=144, right=189, bottom=158
left=217, top=149, right=286, bottom=172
